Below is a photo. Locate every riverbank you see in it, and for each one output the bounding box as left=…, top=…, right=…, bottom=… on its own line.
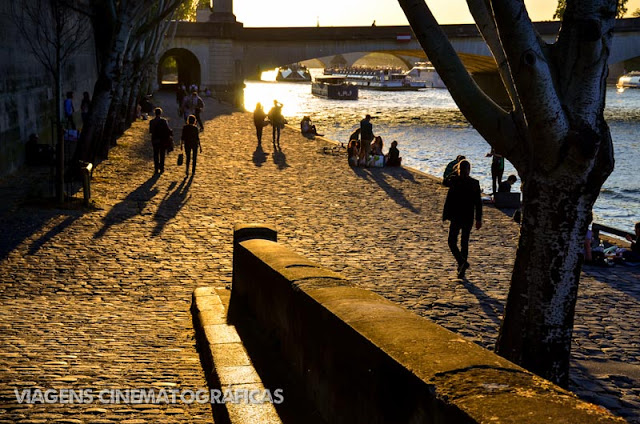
left=0, top=90, right=638, bottom=422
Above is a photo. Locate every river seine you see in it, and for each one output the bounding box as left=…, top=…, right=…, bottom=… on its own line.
left=243, top=70, right=640, bottom=232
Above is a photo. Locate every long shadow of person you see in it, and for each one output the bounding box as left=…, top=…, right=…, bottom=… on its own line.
left=152, top=176, right=193, bottom=237
left=253, top=142, right=267, bottom=167
left=459, top=278, right=503, bottom=325
left=93, top=174, right=160, bottom=239
left=272, top=142, right=289, bottom=170
left=351, top=167, right=419, bottom=213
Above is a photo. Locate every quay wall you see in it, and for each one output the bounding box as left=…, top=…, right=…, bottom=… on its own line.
left=0, top=4, right=97, bottom=177
left=228, top=223, right=624, bottom=424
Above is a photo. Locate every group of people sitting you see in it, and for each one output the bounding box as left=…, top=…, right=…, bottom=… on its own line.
left=347, top=131, right=401, bottom=168
left=585, top=222, right=640, bottom=266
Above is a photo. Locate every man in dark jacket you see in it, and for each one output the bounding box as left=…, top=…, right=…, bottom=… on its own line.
left=359, top=114, right=374, bottom=165
left=442, top=159, right=482, bottom=278
left=149, top=108, right=171, bottom=174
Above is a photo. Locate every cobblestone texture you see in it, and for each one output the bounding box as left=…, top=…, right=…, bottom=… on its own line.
left=0, top=91, right=638, bottom=423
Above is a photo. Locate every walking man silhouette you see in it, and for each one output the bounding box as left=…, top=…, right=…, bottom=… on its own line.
left=442, top=159, right=482, bottom=278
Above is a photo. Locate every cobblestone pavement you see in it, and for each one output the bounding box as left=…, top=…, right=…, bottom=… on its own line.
left=1, top=91, right=639, bottom=423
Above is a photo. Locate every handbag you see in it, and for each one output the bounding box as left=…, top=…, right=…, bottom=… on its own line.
left=177, top=153, right=183, bottom=166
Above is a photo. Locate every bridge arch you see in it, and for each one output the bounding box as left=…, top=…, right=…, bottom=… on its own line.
left=157, top=48, right=201, bottom=88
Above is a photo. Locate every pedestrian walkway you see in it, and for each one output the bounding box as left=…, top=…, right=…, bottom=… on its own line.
left=0, top=91, right=638, bottom=423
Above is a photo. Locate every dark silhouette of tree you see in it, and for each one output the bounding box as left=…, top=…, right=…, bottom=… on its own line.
left=554, top=0, right=628, bottom=19
left=73, top=0, right=190, bottom=164
left=399, top=0, right=617, bottom=387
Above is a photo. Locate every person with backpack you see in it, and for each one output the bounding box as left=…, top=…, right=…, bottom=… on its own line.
left=185, top=91, right=205, bottom=132
left=149, top=108, right=172, bottom=174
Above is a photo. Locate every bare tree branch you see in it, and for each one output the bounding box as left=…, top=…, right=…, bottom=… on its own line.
left=490, top=0, right=569, bottom=167
left=398, top=0, right=519, bottom=158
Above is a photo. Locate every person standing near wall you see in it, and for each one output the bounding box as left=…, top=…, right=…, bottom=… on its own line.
left=80, top=92, right=91, bottom=128
left=442, top=159, right=482, bottom=278
left=64, top=91, right=76, bottom=130
left=486, top=148, right=504, bottom=196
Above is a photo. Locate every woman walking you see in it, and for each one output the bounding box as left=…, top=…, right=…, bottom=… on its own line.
left=180, top=115, right=202, bottom=176
left=253, top=102, right=267, bottom=144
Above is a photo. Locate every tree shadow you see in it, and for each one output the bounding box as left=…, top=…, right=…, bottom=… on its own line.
left=459, top=277, right=503, bottom=325
left=253, top=142, right=267, bottom=167
left=350, top=167, right=419, bottom=213
left=93, top=174, right=160, bottom=239
left=151, top=175, right=193, bottom=237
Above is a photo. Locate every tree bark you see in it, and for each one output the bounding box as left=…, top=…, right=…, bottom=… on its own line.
left=399, top=0, right=616, bottom=386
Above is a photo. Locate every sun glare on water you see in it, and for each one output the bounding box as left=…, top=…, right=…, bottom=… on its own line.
left=243, top=68, right=312, bottom=116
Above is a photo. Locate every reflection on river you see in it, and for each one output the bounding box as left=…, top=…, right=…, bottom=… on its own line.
left=244, top=71, right=640, bottom=231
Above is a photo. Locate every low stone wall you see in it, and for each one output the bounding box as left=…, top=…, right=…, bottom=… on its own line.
left=229, top=223, right=624, bottom=424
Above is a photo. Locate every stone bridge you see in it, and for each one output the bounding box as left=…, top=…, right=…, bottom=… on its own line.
left=158, top=11, right=640, bottom=104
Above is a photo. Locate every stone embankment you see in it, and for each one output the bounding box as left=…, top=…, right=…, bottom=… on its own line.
left=0, top=91, right=638, bottom=423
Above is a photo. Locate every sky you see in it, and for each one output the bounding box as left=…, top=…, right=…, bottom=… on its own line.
left=233, top=0, right=640, bottom=27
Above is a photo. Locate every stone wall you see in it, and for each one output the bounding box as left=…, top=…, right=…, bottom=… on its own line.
left=0, top=3, right=97, bottom=177
left=229, top=224, right=625, bottom=424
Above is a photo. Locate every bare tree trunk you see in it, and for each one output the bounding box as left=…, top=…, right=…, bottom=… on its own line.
left=398, top=0, right=616, bottom=386
left=75, top=8, right=133, bottom=162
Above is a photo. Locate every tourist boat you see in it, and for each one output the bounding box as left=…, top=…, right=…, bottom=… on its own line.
left=324, top=67, right=426, bottom=91
left=617, top=71, right=640, bottom=88
left=404, top=62, right=446, bottom=88
left=311, top=76, right=358, bottom=100
left=276, top=63, right=311, bottom=82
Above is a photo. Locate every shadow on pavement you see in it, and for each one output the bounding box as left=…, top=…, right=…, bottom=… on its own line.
left=460, top=278, right=503, bottom=325
left=27, top=215, right=81, bottom=256
left=569, top=360, right=639, bottom=423
left=152, top=175, right=193, bottom=237
left=582, top=265, right=640, bottom=302
left=272, top=143, right=289, bottom=170
left=253, top=142, right=268, bottom=167
left=93, top=174, right=160, bottom=239
left=351, top=166, right=420, bottom=213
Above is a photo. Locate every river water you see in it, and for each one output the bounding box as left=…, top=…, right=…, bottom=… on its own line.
left=243, top=70, right=640, bottom=232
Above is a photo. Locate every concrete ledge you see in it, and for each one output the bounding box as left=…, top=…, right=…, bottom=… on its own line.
left=230, top=228, right=624, bottom=423
left=192, top=287, right=282, bottom=424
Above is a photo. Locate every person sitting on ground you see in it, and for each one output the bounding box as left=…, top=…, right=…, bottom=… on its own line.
left=300, top=116, right=322, bottom=136
left=371, top=136, right=384, bottom=156
left=584, top=226, right=595, bottom=263
left=367, top=136, right=385, bottom=167
left=498, top=174, right=517, bottom=193
left=618, top=222, right=640, bottom=262
left=347, top=129, right=361, bottom=166
left=443, top=155, right=465, bottom=186
left=386, top=140, right=402, bottom=167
